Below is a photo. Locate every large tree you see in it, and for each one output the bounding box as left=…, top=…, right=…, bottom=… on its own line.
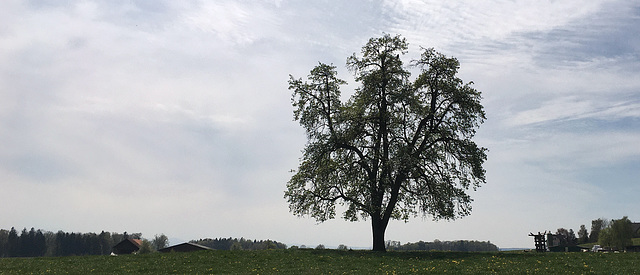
left=577, top=224, right=589, bottom=244
left=599, top=216, right=633, bottom=251
left=285, top=34, right=487, bottom=251
left=589, top=218, right=608, bottom=243
left=151, top=234, right=169, bottom=251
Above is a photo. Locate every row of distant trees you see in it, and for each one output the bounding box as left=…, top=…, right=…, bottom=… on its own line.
left=385, top=240, right=499, bottom=252
left=553, top=216, right=636, bottom=250
left=0, top=226, right=295, bottom=258
left=0, top=227, right=168, bottom=258
left=191, top=237, right=287, bottom=250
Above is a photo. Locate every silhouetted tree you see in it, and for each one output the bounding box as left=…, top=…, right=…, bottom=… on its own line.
left=44, top=231, right=57, bottom=257
left=18, top=228, right=30, bottom=257
left=387, top=239, right=498, bottom=251
left=577, top=225, right=589, bottom=244
left=0, top=228, right=166, bottom=257
left=151, top=234, right=169, bottom=251
left=98, top=231, right=113, bottom=255
left=111, top=232, right=125, bottom=246
left=555, top=228, right=577, bottom=246
left=286, top=34, right=486, bottom=251
left=191, top=237, right=286, bottom=250
left=385, top=240, right=401, bottom=250
left=7, top=227, right=18, bottom=257
left=138, top=239, right=154, bottom=254
left=0, top=229, right=8, bottom=257
left=34, top=229, right=47, bottom=257
left=590, top=218, right=607, bottom=243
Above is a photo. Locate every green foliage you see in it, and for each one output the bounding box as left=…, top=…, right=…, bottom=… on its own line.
left=387, top=240, right=499, bottom=252
left=598, top=228, right=613, bottom=248
left=554, top=228, right=578, bottom=246
left=230, top=242, right=243, bottom=251
left=0, top=227, right=294, bottom=257
left=0, top=227, right=160, bottom=257
left=151, top=234, right=169, bottom=251
left=138, top=239, right=154, bottom=254
left=578, top=224, right=589, bottom=244
left=599, top=216, right=633, bottom=250
left=590, top=218, right=608, bottom=243
left=0, top=229, right=8, bottom=257
left=191, top=237, right=287, bottom=250
left=286, top=34, right=486, bottom=251
left=0, top=228, right=50, bottom=257
left=7, top=228, right=18, bottom=257
left=2, top=250, right=640, bottom=274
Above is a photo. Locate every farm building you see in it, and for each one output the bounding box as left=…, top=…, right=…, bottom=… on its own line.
left=159, top=242, right=213, bottom=253
left=631, top=223, right=640, bottom=237
left=112, top=239, right=142, bottom=255
left=546, top=233, right=581, bottom=252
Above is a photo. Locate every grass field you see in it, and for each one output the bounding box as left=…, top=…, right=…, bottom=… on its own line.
left=2, top=249, right=640, bottom=274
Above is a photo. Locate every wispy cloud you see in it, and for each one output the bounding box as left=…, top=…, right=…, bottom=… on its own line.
left=382, top=1, right=605, bottom=50
left=508, top=96, right=640, bottom=126
left=182, top=1, right=282, bottom=46
left=0, top=0, right=638, bottom=249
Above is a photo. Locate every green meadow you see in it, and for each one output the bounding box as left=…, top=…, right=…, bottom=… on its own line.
left=2, top=249, right=640, bottom=274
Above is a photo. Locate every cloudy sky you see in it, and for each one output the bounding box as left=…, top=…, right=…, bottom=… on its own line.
left=1, top=0, right=638, bottom=249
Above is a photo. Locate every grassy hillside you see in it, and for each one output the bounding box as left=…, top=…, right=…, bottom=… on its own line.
left=2, top=249, right=640, bottom=274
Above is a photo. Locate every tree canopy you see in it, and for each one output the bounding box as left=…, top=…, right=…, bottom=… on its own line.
left=599, top=216, right=633, bottom=251
left=286, top=34, right=487, bottom=251
left=386, top=239, right=498, bottom=252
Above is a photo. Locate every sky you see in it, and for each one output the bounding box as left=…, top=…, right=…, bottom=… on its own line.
left=1, top=0, right=638, bottom=249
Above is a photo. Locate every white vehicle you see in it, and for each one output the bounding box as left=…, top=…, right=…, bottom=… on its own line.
left=592, top=245, right=605, bottom=252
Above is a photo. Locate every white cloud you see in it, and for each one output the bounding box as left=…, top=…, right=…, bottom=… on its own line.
left=182, top=1, right=281, bottom=46
left=508, top=96, right=593, bottom=126
left=507, top=96, right=640, bottom=126
left=382, top=0, right=606, bottom=49
left=0, top=0, right=638, bottom=249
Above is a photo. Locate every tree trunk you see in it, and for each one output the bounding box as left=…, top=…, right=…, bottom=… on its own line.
left=372, top=218, right=387, bottom=252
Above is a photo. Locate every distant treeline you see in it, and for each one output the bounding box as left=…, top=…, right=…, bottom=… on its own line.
left=0, top=227, right=140, bottom=257
left=0, top=227, right=287, bottom=258
left=191, top=237, right=287, bottom=250
left=386, top=240, right=499, bottom=252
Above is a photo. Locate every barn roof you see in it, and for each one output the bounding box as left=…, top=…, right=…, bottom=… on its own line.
left=158, top=242, right=213, bottom=253
left=113, top=238, right=143, bottom=255
left=130, top=239, right=143, bottom=247
left=631, top=223, right=640, bottom=235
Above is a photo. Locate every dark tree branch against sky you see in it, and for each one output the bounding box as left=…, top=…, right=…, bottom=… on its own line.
left=286, top=34, right=486, bottom=251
